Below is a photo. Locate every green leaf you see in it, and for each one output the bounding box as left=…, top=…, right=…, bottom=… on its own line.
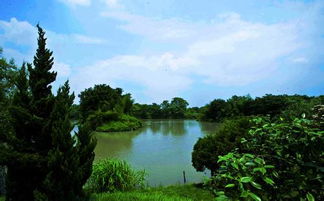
left=264, top=165, right=275, bottom=169
left=253, top=167, right=266, bottom=174
left=225, top=184, right=235, bottom=188
left=245, top=162, right=256, bottom=166
left=251, top=181, right=262, bottom=190
left=248, top=192, right=262, bottom=201
left=231, top=162, right=239, bottom=170
left=240, top=177, right=252, bottom=183
left=306, top=193, right=315, bottom=201
left=264, top=177, right=275, bottom=185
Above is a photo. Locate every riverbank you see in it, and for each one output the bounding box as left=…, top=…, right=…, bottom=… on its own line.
left=96, top=114, right=142, bottom=132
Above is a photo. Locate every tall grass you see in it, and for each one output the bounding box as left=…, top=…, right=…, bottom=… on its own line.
left=86, top=158, right=146, bottom=193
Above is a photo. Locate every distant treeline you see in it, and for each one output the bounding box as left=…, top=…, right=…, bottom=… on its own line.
left=200, top=94, right=324, bottom=122
left=124, top=94, right=324, bottom=121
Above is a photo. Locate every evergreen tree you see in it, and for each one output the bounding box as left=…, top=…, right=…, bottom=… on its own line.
left=0, top=25, right=96, bottom=201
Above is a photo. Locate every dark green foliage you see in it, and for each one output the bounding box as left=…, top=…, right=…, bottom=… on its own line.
left=131, top=97, right=190, bottom=119
left=86, top=111, right=120, bottom=130
left=86, top=158, right=146, bottom=193
left=0, top=25, right=96, bottom=201
left=79, top=85, right=133, bottom=120
left=192, top=117, right=253, bottom=175
left=200, top=94, right=323, bottom=123
left=201, top=99, right=228, bottom=121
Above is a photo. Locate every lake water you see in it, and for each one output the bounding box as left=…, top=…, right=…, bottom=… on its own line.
left=94, top=120, right=218, bottom=186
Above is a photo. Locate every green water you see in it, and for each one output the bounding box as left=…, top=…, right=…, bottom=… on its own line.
left=94, top=120, right=218, bottom=186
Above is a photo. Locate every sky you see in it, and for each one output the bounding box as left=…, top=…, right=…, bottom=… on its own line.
left=0, top=0, right=323, bottom=106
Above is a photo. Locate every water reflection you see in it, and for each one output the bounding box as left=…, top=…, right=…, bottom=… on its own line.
left=94, top=120, right=218, bottom=186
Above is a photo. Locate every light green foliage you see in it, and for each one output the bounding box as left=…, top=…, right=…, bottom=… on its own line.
left=207, top=153, right=275, bottom=201
left=86, top=158, right=146, bottom=193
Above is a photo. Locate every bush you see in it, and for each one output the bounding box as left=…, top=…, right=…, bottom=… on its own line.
left=204, top=116, right=323, bottom=200
left=241, top=117, right=324, bottom=200
left=192, top=117, right=253, bottom=175
left=96, top=114, right=142, bottom=132
left=206, top=153, right=276, bottom=201
left=86, top=158, right=146, bottom=193
left=87, top=111, right=120, bottom=130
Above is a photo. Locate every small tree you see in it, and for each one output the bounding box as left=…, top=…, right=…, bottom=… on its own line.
left=0, top=25, right=96, bottom=201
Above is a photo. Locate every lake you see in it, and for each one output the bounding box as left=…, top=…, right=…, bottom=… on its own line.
left=94, top=120, right=218, bottom=186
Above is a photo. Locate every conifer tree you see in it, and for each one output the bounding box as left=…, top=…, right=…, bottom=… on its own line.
left=0, top=25, right=96, bottom=201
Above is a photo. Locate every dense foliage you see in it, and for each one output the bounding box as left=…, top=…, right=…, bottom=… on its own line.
left=131, top=97, right=190, bottom=119
left=201, top=94, right=324, bottom=122
left=0, top=47, right=17, bottom=196
left=0, top=26, right=96, bottom=201
left=87, top=158, right=146, bottom=193
left=79, top=85, right=133, bottom=121
left=199, top=113, right=323, bottom=200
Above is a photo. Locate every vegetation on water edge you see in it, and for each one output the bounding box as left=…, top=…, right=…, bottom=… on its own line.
left=96, top=114, right=142, bottom=132
left=194, top=111, right=323, bottom=200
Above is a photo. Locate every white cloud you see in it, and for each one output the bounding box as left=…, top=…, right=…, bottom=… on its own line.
left=58, top=0, right=91, bottom=6
left=99, top=11, right=301, bottom=87
left=0, top=18, right=37, bottom=47
left=101, top=11, right=197, bottom=41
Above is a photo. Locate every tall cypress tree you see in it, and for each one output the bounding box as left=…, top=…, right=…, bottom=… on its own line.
left=0, top=25, right=96, bottom=201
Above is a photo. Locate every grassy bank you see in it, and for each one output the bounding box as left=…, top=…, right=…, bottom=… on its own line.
left=1, top=184, right=214, bottom=201
left=90, top=184, right=214, bottom=201
left=96, top=114, right=142, bottom=132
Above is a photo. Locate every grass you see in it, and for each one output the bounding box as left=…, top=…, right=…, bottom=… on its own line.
left=90, top=192, right=192, bottom=201
left=0, top=184, right=215, bottom=201
left=90, top=184, right=214, bottom=201
left=96, top=114, right=142, bottom=132
left=86, top=158, right=146, bottom=193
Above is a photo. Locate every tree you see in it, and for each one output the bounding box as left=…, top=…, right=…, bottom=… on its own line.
left=201, top=99, right=229, bottom=121
left=169, top=97, right=189, bottom=118
left=78, top=84, right=124, bottom=120
left=0, top=25, right=95, bottom=201
left=0, top=47, right=17, bottom=196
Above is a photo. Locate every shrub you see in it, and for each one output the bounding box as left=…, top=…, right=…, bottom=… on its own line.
left=87, top=111, right=120, bottom=130
left=207, top=153, right=276, bottom=201
left=192, top=117, right=253, bottom=175
left=204, top=116, right=323, bottom=200
left=96, top=114, right=142, bottom=132
left=86, top=158, right=146, bottom=193
left=241, top=117, right=324, bottom=200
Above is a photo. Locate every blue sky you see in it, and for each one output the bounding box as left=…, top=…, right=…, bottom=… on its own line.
left=0, top=0, right=323, bottom=106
